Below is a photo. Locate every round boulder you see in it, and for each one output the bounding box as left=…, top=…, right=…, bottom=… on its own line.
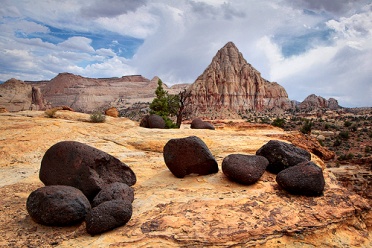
left=26, top=185, right=91, bottom=226
left=40, top=141, right=136, bottom=200
left=222, top=154, right=269, bottom=185
left=139, top=114, right=165, bottom=129
left=163, top=136, right=218, bottom=178
left=190, top=118, right=215, bottom=130
left=256, top=140, right=311, bottom=174
left=85, top=200, right=133, bottom=235
left=276, top=161, right=325, bottom=196
left=92, top=182, right=134, bottom=208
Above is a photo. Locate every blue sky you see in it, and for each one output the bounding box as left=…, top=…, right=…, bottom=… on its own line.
left=0, top=0, right=371, bottom=107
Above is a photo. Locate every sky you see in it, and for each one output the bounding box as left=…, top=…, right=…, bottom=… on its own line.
left=0, top=0, right=371, bottom=107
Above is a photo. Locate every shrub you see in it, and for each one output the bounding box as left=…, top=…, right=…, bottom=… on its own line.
left=90, top=111, right=106, bottom=123
left=45, top=108, right=58, bottom=118
left=344, top=121, right=352, bottom=127
left=338, top=131, right=349, bottom=140
left=300, top=119, right=313, bottom=134
left=271, top=118, right=286, bottom=128
left=333, top=139, right=342, bottom=147
left=365, top=146, right=371, bottom=153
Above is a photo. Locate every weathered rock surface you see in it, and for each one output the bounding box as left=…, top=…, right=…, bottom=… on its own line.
left=140, top=114, right=165, bottom=129
left=276, top=161, right=325, bottom=196
left=40, top=141, right=136, bottom=200
left=299, top=94, right=340, bottom=110
left=256, top=140, right=311, bottom=174
left=186, top=42, right=292, bottom=119
left=105, top=107, right=119, bottom=117
left=86, top=200, right=132, bottom=235
left=92, top=182, right=134, bottom=208
left=26, top=185, right=91, bottom=226
left=0, top=78, right=33, bottom=111
left=190, top=118, right=215, bottom=130
left=270, top=133, right=335, bottom=161
left=0, top=111, right=370, bottom=247
left=163, top=136, right=218, bottom=178
left=222, top=154, right=268, bottom=185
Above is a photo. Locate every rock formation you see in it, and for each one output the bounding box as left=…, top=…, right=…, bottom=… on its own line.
left=256, top=140, right=311, bottom=174
left=0, top=78, right=33, bottom=111
left=222, top=154, right=268, bottom=185
left=0, top=111, right=371, bottom=247
left=26, top=185, right=91, bottom=226
left=186, top=42, right=292, bottom=119
left=299, top=94, right=340, bottom=110
left=40, top=141, right=136, bottom=200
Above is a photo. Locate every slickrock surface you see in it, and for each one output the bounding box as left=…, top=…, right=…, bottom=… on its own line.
left=0, top=111, right=371, bottom=247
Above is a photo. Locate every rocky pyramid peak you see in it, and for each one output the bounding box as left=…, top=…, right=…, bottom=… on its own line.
left=299, top=94, right=340, bottom=110
left=186, top=41, right=291, bottom=119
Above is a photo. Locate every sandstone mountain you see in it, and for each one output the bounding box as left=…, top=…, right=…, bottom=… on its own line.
left=0, top=111, right=370, bottom=247
left=186, top=42, right=292, bottom=119
left=0, top=78, right=44, bottom=111
left=298, top=94, right=340, bottom=111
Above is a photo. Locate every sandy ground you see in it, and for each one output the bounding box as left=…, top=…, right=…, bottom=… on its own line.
left=0, top=111, right=370, bottom=247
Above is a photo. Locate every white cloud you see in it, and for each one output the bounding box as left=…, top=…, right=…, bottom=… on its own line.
left=58, top=37, right=95, bottom=53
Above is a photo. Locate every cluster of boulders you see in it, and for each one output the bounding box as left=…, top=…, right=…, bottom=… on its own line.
left=27, top=137, right=325, bottom=235
left=163, top=137, right=325, bottom=196
left=26, top=141, right=136, bottom=235
left=140, top=114, right=215, bottom=130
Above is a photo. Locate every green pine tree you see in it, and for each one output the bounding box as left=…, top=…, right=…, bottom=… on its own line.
left=149, top=79, right=179, bottom=128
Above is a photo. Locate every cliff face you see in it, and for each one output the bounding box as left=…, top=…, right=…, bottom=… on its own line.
left=186, top=42, right=291, bottom=118
left=299, top=94, right=340, bottom=110
left=0, top=78, right=43, bottom=111
left=38, top=73, right=161, bottom=112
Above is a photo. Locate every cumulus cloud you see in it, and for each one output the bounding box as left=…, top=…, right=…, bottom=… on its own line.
left=80, top=0, right=147, bottom=18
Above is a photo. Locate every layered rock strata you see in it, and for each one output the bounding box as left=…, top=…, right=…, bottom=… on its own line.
left=186, top=42, right=292, bottom=118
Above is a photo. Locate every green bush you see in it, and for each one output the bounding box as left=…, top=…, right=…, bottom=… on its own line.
left=338, top=131, right=349, bottom=140
left=344, top=121, right=352, bottom=127
left=90, top=111, right=106, bottom=123
left=271, top=118, right=286, bottom=128
left=300, top=119, right=313, bottom=134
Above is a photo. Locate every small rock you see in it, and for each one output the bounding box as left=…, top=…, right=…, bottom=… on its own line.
left=105, top=107, right=119, bottom=117
left=222, top=154, right=268, bottom=185
left=26, top=185, right=91, bottom=226
left=40, top=141, right=136, bottom=200
left=85, top=200, right=132, bottom=235
left=92, top=182, right=134, bottom=207
left=190, top=118, right=215, bottom=130
left=163, top=136, right=218, bottom=178
left=256, top=140, right=311, bottom=174
left=276, top=161, right=325, bottom=196
left=140, top=114, right=165, bottom=129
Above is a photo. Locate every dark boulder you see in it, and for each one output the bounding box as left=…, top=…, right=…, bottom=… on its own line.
left=140, top=114, right=165, bottom=129
left=256, top=140, right=311, bottom=174
left=26, top=185, right=91, bottom=226
left=40, top=141, right=136, bottom=200
left=222, top=154, right=268, bottom=185
left=85, top=200, right=132, bottom=235
left=163, top=136, right=218, bottom=178
left=92, top=182, right=134, bottom=208
left=276, top=161, right=325, bottom=196
left=190, top=118, right=215, bottom=130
